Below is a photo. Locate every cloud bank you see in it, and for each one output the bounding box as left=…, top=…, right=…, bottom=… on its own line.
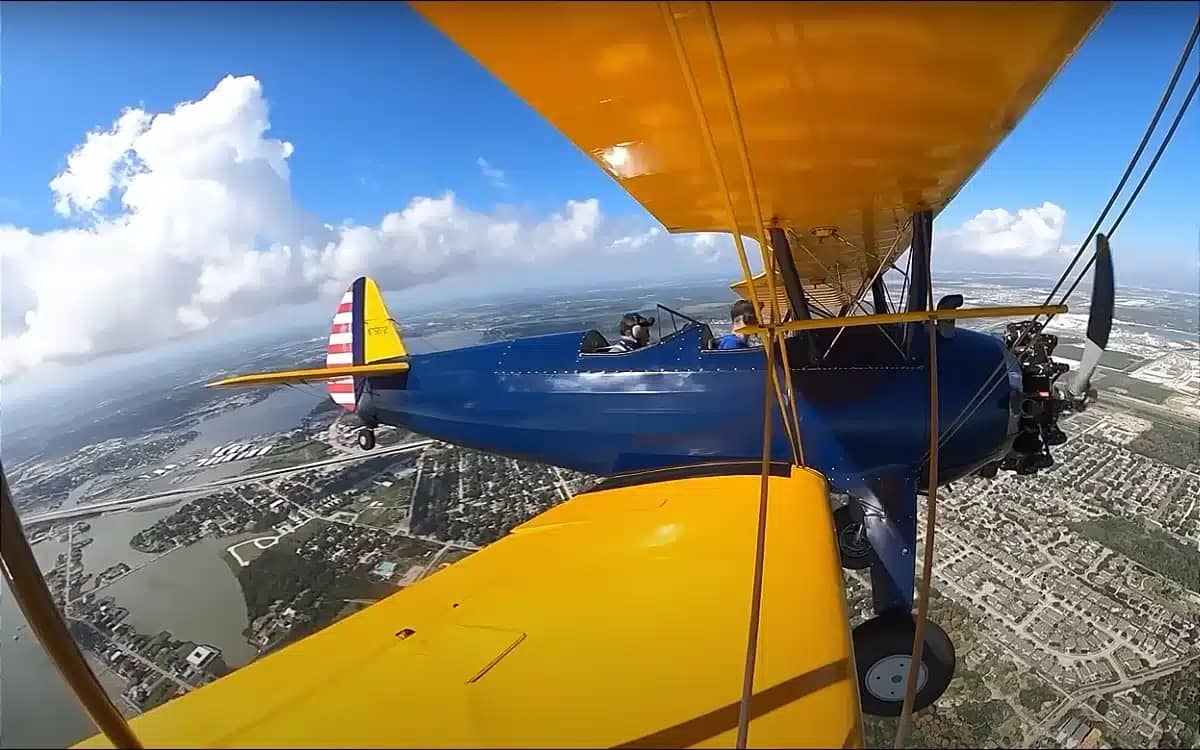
left=0, top=76, right=728, bottom=378
left=0, top=75, right=1074, bottom=378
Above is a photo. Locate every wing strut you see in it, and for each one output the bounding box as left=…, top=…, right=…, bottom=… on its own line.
left=698, top=2, right=808, bottom=745
left=893, top=211, right=940, bottom=749
left=658, top=3, right=809, bottom=746
left=0, top=466, right=144, bottom=749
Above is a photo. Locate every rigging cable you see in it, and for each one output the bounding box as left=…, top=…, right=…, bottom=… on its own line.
left=931, top=18, right=1199, bottom=456
left=1054, top=71, right=1199, bottom=313
left=903, top=22, right=1197, bottom=743
left=893, top=265, right=941, bottom=749
left=698, top=0, right=806, bottom=468
left=690, top=1, right=813, bottom=745
left=1030, top=15, right=1198, bottom=329
left=655, top=12, right=803, bottom=745
left=1, top=467, right=144, bottom=749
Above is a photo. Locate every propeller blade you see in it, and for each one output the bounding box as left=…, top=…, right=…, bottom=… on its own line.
left=1068, top=234, right=1115, bottom=399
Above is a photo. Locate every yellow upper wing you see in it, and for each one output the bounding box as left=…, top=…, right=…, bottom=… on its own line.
left=411, top=0, right=1107, bottom=301
left=77, top=467, right=860, bottom=748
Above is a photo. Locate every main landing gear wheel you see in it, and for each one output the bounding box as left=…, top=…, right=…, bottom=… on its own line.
left=834, top=504, right=872, bottom=570
left=357, top=428, right=376, bottom=451
left=853, top=611, right=956, bottom=717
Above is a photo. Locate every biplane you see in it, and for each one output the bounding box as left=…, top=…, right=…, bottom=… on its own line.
left=7, top=1, right=1193, bottom=747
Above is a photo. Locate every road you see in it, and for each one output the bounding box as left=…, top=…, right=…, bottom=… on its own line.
left=69, top=617, right=194, bottom=694
left=415, top=543, right=454, bottom=581
left=550, top=466, right=574, bottom=502
left=930, top=476, right=1195, bottom=746
left=250, top=479, right=478, bottom=551
left=22, top=439, right=434, bottom=525
left=1095, top=390, right=1199, bottom=428
left=1026, top=655, right=1199, bottom=746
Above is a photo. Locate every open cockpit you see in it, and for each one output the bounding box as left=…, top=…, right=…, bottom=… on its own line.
left=579, top=303, right=748, bottom=355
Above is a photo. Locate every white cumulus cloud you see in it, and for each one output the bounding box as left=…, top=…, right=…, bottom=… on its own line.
left=0, top=75, right=722, bottom=378
left=937, top=201, right=1073, bottom=259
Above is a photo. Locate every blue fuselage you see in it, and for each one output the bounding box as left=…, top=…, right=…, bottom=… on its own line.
left=361, top=323, right=1021, bottom=489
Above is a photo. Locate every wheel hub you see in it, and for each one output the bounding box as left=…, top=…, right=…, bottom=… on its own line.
left=865, top=654, right=928, bottom=702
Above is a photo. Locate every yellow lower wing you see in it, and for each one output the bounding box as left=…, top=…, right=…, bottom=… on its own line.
left=76, top=467, right=861, bottom=749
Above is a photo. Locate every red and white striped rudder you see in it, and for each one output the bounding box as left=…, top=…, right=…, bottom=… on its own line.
left=326, top=286, right=358, bottom=410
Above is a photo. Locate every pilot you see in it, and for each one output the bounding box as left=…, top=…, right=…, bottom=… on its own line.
left=607, top=313, right=653, bottom=352
left=716, top=299, right=759, bottom=350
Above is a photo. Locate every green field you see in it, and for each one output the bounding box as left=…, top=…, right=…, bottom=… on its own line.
left=1070, top=517, right=1200, bottom=593
left=1053, top=345, right=1148, bottom=372
left=250, top=438, right=334, bottom=471
left=1093, top=371, right=1177, bottom=404
left=1127, top=422, right=1200, bottom=469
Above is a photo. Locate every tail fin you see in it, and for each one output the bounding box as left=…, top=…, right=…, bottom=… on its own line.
left=327, top=277, right=407, bottom=410
left=207, top=277, right=409, bottom=398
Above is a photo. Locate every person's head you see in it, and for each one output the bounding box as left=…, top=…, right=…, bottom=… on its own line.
left=620, top=313, right=654, bottom=345
left=730, top=299, right=757, bottom=331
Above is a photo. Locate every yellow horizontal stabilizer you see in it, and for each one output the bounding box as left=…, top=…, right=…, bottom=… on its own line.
left=206, top=361, right=410, bottom=388
left=76, top=466, right=862, bottom=749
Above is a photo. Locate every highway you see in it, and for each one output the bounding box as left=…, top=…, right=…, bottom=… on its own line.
left=1026, top=654, right=1199, bottom=745
left=21, top=439, right=434, bottom=526
left=1095, top=390, right=1199, bottom=428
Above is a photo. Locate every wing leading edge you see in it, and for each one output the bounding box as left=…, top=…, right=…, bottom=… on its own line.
left=76, top=467, right=861, bottom=748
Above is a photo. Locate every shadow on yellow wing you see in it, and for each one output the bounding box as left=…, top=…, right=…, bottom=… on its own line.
left=76, top=466, right=861, bottom=748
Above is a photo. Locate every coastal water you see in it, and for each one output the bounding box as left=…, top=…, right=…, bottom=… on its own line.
left=0, top=329, right=483, bottom=748
left=0, top=507, right=254, bottom=749
left=184, top=386, right=324, bottom=455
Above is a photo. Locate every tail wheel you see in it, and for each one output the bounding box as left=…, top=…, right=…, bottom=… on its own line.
left=357, top=428, right=376, bottom=451
left=853, top=611, right=955, bottom=717
left=834, top=504, right=872, bottom=570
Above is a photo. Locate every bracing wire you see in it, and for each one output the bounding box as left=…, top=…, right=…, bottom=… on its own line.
left=932, top=21, right=1199, bottom=455
left=741, top=326, right=778, bottom=749
left=897, top=248, right=914, bottom=315
left=1033, top=15, right=1198, bottom=327
left=1, top=470, right=145, bottom=749
left=900, top=27, right=1196, bottom=741
left=1054, top=71, right=1199, bottom=310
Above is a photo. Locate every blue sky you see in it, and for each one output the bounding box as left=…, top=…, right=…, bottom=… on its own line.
left=0, top=1, right=1196, bottom=388
left=4, top=2, right=1196, bottom=249
left=937, top=1, right=1198, bottom=272
left=1, top=1, right=627, bottom=230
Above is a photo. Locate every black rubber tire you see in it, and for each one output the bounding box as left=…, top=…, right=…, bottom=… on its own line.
left=834, top=504, right=872, bottom=570
left=852, top=611, right=956, bottom=717
left=357, top=429, right=376, bottom=451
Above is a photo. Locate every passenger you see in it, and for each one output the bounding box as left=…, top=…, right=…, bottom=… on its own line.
left=716, top=299, right=758, bottom=350
left=606, top=313, right=653, bottom=353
